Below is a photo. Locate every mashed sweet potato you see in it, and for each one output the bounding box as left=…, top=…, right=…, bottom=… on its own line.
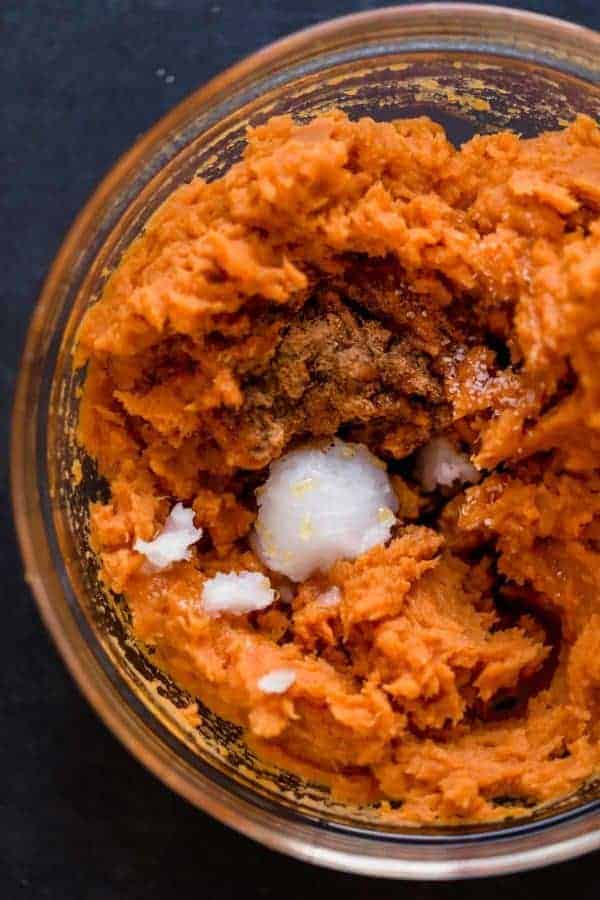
left=76, top=111, right=600, bottom=824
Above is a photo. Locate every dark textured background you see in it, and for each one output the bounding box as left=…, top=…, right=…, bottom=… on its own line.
left=2, top=1, right=599, bottom=897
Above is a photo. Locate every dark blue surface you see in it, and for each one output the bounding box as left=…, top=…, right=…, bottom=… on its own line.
left=2, top=2, right=599, bottom=897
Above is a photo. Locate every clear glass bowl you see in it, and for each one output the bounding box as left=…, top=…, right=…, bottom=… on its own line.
left=12, top=3, right=600, bottom=879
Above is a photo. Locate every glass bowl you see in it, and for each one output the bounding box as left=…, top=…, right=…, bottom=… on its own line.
left=12, top=3, right=600, bottom=880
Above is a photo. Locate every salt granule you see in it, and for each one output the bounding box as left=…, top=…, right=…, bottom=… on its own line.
left=318, top=586, right=342, bottom=607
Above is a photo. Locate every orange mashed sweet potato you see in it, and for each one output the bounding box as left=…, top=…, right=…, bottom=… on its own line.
left=76, top=111, right=600, bottom=825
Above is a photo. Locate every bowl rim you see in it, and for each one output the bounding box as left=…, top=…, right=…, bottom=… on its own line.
left=11, top=2, right=600, bottom=879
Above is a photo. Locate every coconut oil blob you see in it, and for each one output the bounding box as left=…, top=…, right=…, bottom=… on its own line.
left=251, top=440, right=398, bottom=581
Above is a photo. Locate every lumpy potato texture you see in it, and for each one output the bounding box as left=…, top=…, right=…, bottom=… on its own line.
left=77, top=112, right=600, bottom=825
